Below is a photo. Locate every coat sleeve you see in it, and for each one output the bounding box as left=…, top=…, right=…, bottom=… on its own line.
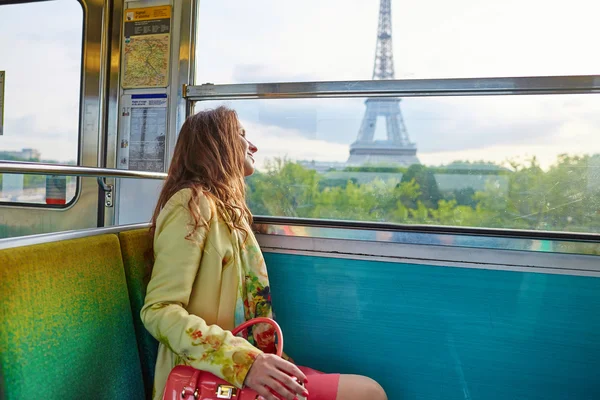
left=141, top=190, right=262, bottom=388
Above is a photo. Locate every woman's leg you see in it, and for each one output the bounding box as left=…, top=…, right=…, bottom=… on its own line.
left=335, top=374, right=387, bottom=400
left=295, top=367, right=387, bottom=400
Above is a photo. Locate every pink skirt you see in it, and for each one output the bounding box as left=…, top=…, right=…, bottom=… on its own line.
left=296, top=366, right=340, bottom=400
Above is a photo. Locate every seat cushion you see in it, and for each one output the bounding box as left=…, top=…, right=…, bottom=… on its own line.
left=0, top=234, right=145, bottom=399
left=119, top=229, right=159, bottom=399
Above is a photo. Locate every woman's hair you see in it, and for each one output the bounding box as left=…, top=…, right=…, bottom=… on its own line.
left=148, top=106, right=253, bottom=251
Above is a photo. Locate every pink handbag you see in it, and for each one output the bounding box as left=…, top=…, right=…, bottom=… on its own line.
left=162, top=317, right=300, bottom=400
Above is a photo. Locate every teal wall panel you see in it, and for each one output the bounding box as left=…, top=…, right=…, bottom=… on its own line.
left=265, top=252, right=600, bottom=400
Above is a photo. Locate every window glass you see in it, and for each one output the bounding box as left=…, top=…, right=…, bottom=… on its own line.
left=195, top=94, right=600, bottom=233
left=0, top=0, right=83, bottom=205
left=196, top=0, right=600, bottom=83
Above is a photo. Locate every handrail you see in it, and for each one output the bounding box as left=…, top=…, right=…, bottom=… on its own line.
left=0, top=161, right=167, bottom=180
left=185, top=75, right=600, bottom=101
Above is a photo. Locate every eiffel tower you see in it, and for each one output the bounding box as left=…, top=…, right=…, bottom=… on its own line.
left=347, top=0, right=419, bottom=166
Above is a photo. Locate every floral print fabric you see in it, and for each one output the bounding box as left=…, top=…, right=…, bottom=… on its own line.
left=141, top=190, right=268, bottom=399
left=234, top=232, right=278, bottom=353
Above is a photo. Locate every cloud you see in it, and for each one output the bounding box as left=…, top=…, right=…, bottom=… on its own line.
left=239, top=120, right=349, bottom=169
left=402, top=98, right=559, bottom=152
left=420, top=136, right=599, bottom=171
left=219, top=92, right=600, bottom=172
left=241, top=114, right=600, bottom=172
left=1, top=132, right=77, bottom=162
left=232, top=64, right=318, bottom=84
left=197, top=0, right=600, bottom=83
left=208, top=92, right=600, bottom=161
left=4, top=0, right=600, bottom=169
left=194, top=0, right=600, bottom=172
left=230, top=99, right=360, bottom=141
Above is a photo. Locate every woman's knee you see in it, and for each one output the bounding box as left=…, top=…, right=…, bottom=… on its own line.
left=336, top=374, right=387, bottom=400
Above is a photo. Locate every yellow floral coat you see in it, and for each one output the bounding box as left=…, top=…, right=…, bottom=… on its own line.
left=141, top=189, right=264, bottom=399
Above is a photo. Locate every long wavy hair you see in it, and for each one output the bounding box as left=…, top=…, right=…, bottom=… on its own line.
left=146, top=106, right=252, bottom=272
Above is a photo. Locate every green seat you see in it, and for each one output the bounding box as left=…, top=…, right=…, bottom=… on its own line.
left=0, top=234, right=145, bottom=399
left=119, top=229, right=159, bottom=399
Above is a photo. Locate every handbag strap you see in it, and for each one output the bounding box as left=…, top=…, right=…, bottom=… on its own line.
left=231, top=317, right=284, bottom=357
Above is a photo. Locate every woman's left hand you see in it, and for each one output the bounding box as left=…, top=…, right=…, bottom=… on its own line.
left=243, top=353, right=308, bottom=400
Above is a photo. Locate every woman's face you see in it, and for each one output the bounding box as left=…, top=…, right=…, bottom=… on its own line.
left=239, top=125, right=258, bottom=177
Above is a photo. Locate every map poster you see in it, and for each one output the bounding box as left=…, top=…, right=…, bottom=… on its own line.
left=0, top=71, right=5, bottom=135
left=122, top=5, right=171, bottom=89
left=127, top=94, right=167, bottom=173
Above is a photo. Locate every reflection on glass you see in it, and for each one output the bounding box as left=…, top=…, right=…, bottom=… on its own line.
left=0, top=174, right=77, bottom=205
left=195, top=94, right=600, bottom=234
left=0, top=0, right=83, bottom=205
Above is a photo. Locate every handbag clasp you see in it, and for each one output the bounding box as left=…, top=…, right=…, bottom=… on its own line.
left=216, top=385, right=238, bottom=399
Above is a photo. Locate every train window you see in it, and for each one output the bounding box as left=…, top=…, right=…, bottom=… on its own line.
left=195, top=0, right=598, bottom=83
left=0, top=0, right=83, bottom=206
left=195, top=95, right=600, bottom=234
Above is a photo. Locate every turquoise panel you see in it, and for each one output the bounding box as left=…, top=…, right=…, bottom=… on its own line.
left=265, top=252, right=600, bottom=400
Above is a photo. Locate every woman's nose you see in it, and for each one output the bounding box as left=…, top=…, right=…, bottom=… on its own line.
left=248, top=141, right=258, bottom=153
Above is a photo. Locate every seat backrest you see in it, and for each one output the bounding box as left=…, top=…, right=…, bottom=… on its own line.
left=0, top=234, right=145, bottom=399
left=119, top=228, right=159, bottom=398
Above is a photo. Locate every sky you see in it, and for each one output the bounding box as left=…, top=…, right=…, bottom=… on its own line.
left=1, top=0, right=600, bottom=170
left=0, top=0, right=82, bottom=161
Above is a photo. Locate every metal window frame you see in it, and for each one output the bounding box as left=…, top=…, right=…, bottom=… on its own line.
left=185, top=75, right=600, bottom=101
left=0, top=0, right=95, bottom=214
left=0, top=213, right=599, bottom=259
left=183, top=74, right=600, bottom=248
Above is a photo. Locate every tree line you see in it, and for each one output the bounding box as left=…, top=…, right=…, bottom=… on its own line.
left=2, top=152, right=598, bottom=234
left=246, top=154, right=600, bottom=234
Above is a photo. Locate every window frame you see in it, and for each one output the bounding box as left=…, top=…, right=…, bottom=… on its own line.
left=187, top=75, right=600, bottom=240
left=0, top=0, right=85, bottom=209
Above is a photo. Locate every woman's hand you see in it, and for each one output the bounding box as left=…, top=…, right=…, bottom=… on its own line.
left=244, top=353, right=309, bottom=400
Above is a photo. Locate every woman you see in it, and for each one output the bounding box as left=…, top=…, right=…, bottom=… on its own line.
left=141, top=107, right=387, bottom=400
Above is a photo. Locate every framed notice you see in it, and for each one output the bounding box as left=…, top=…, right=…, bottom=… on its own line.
left=118, top=94, right=167, bottom=173
left=122, top=5, right=171, bottom=88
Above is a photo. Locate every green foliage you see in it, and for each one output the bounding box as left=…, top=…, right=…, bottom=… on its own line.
left=246, top=158, right=320, bottom=218
left=400, top=164, right=442, bottom=208
left=246, top=154, right=600, bottom=233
